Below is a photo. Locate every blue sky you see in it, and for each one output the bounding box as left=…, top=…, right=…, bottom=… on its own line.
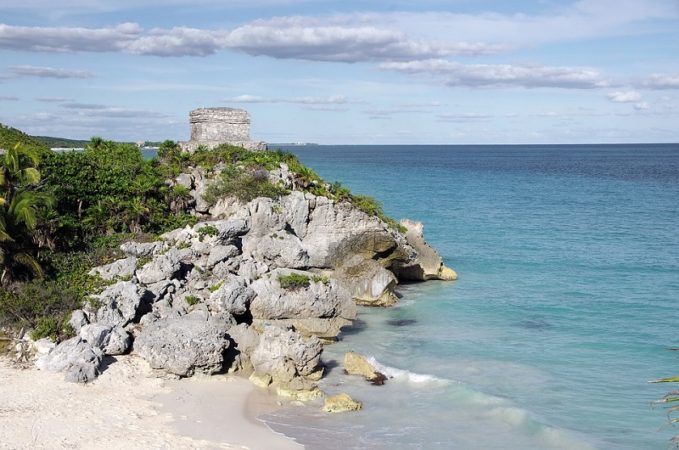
left=1, top=0, right=678, bottom=144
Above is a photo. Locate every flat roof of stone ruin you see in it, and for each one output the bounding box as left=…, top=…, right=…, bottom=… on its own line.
left=191, top=107, right=245, bottom=112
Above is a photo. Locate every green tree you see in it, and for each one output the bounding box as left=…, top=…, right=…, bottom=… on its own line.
left=0, top=143, right=53, bottom=284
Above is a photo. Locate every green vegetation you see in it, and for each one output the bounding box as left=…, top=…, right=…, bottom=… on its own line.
left=278, top=273, right=311, bottom=290
left=311, top=274, right=330, bottom=285
left=196, top=224, right=219, bottom=241
left=30, top=135, right=91, bottom=149
left=185, top=295, right=200, bottom=306
left=207, top=280, right=224, bottom=293
left=0, top=124, right=51, bottom=158
left=1, top=143, right=55, bottom=284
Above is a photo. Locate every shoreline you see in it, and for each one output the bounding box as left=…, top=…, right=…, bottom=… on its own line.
left=0, top=355, right=301, bottom=449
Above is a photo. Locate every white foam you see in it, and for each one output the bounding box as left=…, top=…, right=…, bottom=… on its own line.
left=366, top=356, right=452, bottom=385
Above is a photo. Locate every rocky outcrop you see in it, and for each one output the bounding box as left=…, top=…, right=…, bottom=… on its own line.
left=393, top=219, right=457, bottom=281
left=36, top=337, right=103, bottom=383
left=343, top=351, right=386, bottom=385
left=134, top=313, right=234, bottom=377
left=323, top=393, right=362, bottom=413
left=334, top=256, right=398, bottom=306
left=34, top=159, right=455, bottom=398
left=250, top=326, right=322, bottom=390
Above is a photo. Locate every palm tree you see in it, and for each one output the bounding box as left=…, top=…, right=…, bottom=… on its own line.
left=0, top=143, right=53, bottom=284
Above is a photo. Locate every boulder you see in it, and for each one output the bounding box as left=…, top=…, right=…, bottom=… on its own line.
left=246, top=198, right=287, bottom=237
left=120, top=241, right=163, bottom=258
left=335, top=256, right=398, bottom=306
left=207, top=275, right=255, bottom=316
left=323, top=393, right=362, bottom=413
left=253, top=317, right=354, bottom=342
left=302, top=197, right=410, bottom=268
left=243, top=231, right=309, bottom=269
left=250, top=269, right=356, bottom=322
left=68, top=309, right=89, bottom=334
left=89, top=256, right=136, bottom=281
left=205, top=244, right=240, bottom=269
left=393, top=219, right=457, bottom=281
left=249, top=269, right=356, bottom=339
left=136, top=251, right=185, bottom=285
left=225, top=323, right=260, bottom=373
left=90, top=281, right=147, bottom=327
left=36, top=337, right=103, bottom=383
left=134, top=313, right=235, bottom=377
left=343, top=352, right=383, bottom=382
left=79, top=324, right=131, bottom=356
left=250, top=326, right=322, bottom=385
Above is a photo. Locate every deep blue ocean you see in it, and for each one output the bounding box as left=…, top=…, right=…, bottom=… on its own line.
left=257, top=144, right=679, bottom=450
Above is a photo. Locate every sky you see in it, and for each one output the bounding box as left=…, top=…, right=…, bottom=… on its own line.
left=0, top=0, right=678, bottom=144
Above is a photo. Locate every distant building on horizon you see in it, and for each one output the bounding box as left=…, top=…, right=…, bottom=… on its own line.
left=179, top=107, right=266, bottom=152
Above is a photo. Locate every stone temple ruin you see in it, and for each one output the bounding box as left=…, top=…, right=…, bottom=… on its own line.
left=180, top=107, right=266, bottom=152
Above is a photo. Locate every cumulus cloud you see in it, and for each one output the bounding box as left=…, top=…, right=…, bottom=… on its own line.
left=0, top=23, right=141, bottom=53
left=223, top=17, right=501, bottom=62
left=381, top=59, right=609, bottom=89
left=225, top=94, right=349, bottom=105
left=0, top=20, right=500, bottom=60
left=8, top=65, right=94, bottom=78
left=607, top=90, right=642, bottom=102
left=642, top=73, right=679, bottom=89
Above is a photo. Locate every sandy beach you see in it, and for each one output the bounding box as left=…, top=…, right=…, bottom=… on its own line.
left=0, top=356, right=301, bottom=449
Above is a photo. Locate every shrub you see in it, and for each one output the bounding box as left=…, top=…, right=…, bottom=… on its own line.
left=185, top=295, right=200, bottom=306
left=203, top=165, right=289, bottom=204
left=278, top=273, right=310, bottom=290
left=197, top=224, right=219, bottom=241
left=312, top=275, right=330, bottom=285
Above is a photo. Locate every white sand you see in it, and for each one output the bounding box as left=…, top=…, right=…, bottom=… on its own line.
left=0, top=356, right=301, bottom=449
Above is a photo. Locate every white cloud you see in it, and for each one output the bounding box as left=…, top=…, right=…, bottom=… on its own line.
left=0, top=23, right=140, bottom=53
left=633, top=101, right=649, bottom=110
left=381, top=59, right=609, bottom=89
left=225, top=94, right=349, bottom=105
left=607, top=90, right=642, bottom=102
left=8, top=65, right=94, bottom=78
left=0, top=20, right=501, bottom=61
left=643, top=73, right=679, bottom=89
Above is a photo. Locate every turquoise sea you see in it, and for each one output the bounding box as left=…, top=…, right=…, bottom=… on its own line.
left=258, top=144, right=679, bottom=449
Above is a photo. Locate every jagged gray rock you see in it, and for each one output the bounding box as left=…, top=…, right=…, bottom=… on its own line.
left=205, top=244, right=239, bottom=269
left=90, top=281, right=147, bottom=327
left=120, top=241, right=162, bottom=258
left=134, top=313, right=235, bottom=377
left=250, top=326, right=322, bottom=385
left=79, top=324, right=131, bottom=356
left=302, top=196, right=410, bottom=268
left=242, top=231, right=309, bottom=269
left=335, top=255, right=398, bottom=306
left=68, top=309, right=89, bottom=334
left=136, top=249, right=187, bottom=285
left=89, top=256, right=137, bottom=281
left=250, top=268, right=356, bottom=321
left=36, top=337, right=103, bottom=383
left=206, top=274, right=254, bottom=316
left=393, top=219, right=457, bottom=281
left=224, top=323, right=260, bottom=373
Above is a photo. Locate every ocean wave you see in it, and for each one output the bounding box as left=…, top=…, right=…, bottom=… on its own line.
left=365, top=356, right=453, bottom=385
